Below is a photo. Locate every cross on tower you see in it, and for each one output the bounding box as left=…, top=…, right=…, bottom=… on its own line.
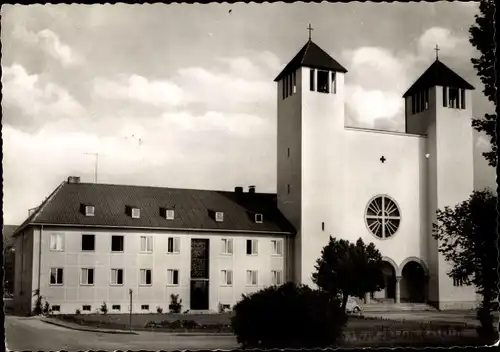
left=434, top=44, right=440, bottom=60
left=307, top=24, right=314, bottom=41
left=380, top=156, right=386, bottom=163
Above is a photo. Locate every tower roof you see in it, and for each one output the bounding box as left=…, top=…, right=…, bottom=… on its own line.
left=403, top=59, right=474, bottom=98
left=274, top=40, right=348, bottom=82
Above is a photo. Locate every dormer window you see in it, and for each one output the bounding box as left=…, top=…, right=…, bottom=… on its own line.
left=166, top=209, right=175, bottom=220
left=85, top=205, right=95, bottom=217
left=255, top=214, right=263, bottom=223
left=126, top=206, right=140, bottom=219
left=215, top=212, right=224, bottom=222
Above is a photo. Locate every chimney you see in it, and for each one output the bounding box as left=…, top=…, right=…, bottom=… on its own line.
left=68, top=176, right=81, bottom=184
left=249, top=185, right=256, bottom=194
left=235, top=186, right=243, bottom=194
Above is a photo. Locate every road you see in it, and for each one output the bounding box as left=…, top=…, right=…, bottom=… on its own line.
left=5, top=315, right=240, bottom=351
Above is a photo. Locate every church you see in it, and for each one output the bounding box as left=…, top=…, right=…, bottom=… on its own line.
left=12, top=37, right=478, bottom=315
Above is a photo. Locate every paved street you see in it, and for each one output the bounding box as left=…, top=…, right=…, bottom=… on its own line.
left=5, top=315, right=240, bottom=351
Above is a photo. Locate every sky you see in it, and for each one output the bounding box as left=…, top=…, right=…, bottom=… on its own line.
left=1, top=2, right=496, bottom=225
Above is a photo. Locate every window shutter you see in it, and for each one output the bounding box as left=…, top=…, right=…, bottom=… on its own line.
left=174, top=237, right=180, bottom=252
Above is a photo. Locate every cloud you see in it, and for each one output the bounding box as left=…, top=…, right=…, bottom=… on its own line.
left=93, top=75, right=184, bottom=108
left=2, top=64, right=87, bottom=128
left=12, top=26, right=81, bottom=66
left=343, top=26, right=472, bottom=131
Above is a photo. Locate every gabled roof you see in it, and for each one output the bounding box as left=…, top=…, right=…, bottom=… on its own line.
left=274, top=40, right=348, bottom=82
left=403, top=59, right=475, bottom=98
left=14, top=181, right=295, bottom=236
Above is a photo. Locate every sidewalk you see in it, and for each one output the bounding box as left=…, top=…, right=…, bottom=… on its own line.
left=40, top=317, right=235, bottom=336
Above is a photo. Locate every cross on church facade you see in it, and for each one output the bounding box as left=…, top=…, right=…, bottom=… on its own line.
left=434, top=44, right=440, bottom=60
left=380, top=156, right=386, bottom=163
left=307, top=24, right=314, bottom=41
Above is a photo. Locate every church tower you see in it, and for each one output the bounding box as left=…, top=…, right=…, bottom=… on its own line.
left=403, top=56, right=476, bottom=309
left=275, top=35, right=348, bottom=286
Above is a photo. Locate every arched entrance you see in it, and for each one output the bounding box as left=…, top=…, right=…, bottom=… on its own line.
left=400, top=259, right=428, bottom=303
left=372, top=259, right=397, bottom=302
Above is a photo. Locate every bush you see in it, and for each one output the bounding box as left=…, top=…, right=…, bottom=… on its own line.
left=42, top=301, right=51, bottom=315
left=156, top=306, right=163, bottom=314
left=75, top=309, right=81, bottom=315
left=100, top=302, right=108, bottom=315
left=231, top=282, right=347, bottom=348
left=169, top=294, right=182, bottom=313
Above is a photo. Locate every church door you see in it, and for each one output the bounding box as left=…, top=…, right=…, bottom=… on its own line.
left=190, top=239, right=210, bottom=310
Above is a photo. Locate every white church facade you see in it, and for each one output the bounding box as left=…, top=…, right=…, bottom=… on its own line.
left=12, top=39, right=478, bottom=315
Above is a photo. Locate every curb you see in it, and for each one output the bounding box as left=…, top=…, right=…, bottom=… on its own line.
left=41, top=318, right=139, bottom=335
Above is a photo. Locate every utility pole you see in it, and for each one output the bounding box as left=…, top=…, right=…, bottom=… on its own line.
left=85, top=153, right=99, bottom=183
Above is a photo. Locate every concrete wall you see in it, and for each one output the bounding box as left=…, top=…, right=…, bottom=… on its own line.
left=21, top=226, right=289, bottom=314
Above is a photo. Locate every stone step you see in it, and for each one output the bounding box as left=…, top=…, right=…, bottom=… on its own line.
left=362, top=303, right=437, bottom=312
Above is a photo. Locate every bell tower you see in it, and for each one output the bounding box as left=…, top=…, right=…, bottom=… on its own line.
left=403, top=54, right=476, bottom=309
left=275, top=29, right=348, bottom=286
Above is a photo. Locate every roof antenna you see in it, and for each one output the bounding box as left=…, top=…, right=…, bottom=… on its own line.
left=85, top=152, right=99, bottom=183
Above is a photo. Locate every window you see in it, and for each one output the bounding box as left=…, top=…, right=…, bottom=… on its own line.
left=246, top=239, right=258, bottom=255
left=287, top=148, right=290, bottom=158
left=443, top=86, right=448, bottom=107
left=112, top=305, right=121, bottom=311
left=331, top=72, right=337, bottom=94
left=221, top=238, right=233, bottom=255
left=292, top=71, right=297, bottom=94
left=460, top=89, right=466, bottom=109
left=85, top=205, right=95, bottom=217
left=167, top=237, right=180, bottom=254
left=215, top=212, right=224, bottom=222
left=424, top=89, right=429, bottom=110
left=285, top=75, right=289, bottom=99
left=453, top=277, right=464, bottom=287
left=271, top=270, right=283, bottom=286
left=111, top=235, right=124, bottom=252
left=111, top=269, right=124, bottom=285
left=51, top=305, right=61, bottom=312
left=322, top=222, right=325, bottom=231
left=449, top=87, right=459, bottom=108
left=140, top=269, right=152, bottom=285
left=287, top=184, right=290, bottom=194
left=282, top=77, right=286, bottom=99
left=81, top=268, right=95, bottom=285
left=131, top=208, right=141, bottom=219
left=271, top=240, right=283, bottom=256
left=317, top=70, right=329, bottom=93
left=221, top=270, right=233, bottom=286
left=49, top=233, right=64, bottom=251
left=140, top=236, right=153, bottom=252
left=50, top=268, right=64, bottom=285
left=141, top=304, right=149, bottom=310
left=310, top=69, right=315, bottom=91
left=365, top=195, right=401, bottom=239
left=167, top=269, right=179, bottom=285
left=420, top=89, right=425, bottom=112
left=166, top=209, right=175, bottom=220
left=81, top=234, right=95, bottom=251
left=246, top=270, right=258, bottom=286
left=82, top=305, right=91, bottom=311
left=255, top=214, right=263, bottom=223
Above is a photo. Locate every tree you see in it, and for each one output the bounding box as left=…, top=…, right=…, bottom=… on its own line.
left=469, top=0, right=496, bottom=167
left=312, top=237, right=386, bottom=311
left=432, top=190, right=498, bottom=341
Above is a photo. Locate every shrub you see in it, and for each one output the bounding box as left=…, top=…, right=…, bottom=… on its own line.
left=42, top=301, right=51, bottom=315
left=100, top=302, right=108, bottom=315
left=32, top=289, right=43, bottom=315
left=156, top=306, right=163, bottom=314
left=231, top=282, right=347, bottom=348
left=169, top=294, right=182, bottom=313
left=75, top=309, right=81, bottom=315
